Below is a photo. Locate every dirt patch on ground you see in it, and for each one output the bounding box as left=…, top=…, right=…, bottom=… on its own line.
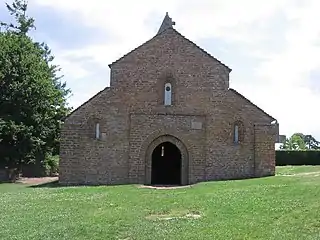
left=146, top=210, right=202, bottom=221
left=17, top=177, right=58, bottom=185
left=146, top=213, right=201, bottom=221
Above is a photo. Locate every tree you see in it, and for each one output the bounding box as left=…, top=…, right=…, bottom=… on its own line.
left=302, top=134, right=320, bottom=150
left=0, top=0, right=71, bottom=179
left=281, top=133, right=306, bottom=150
left=280, top=133, right=320, bottom=150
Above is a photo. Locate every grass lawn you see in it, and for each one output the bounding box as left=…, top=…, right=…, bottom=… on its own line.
left=276, top=165, right=320, bottom=176
left=0, top=166, right=320, bottom=240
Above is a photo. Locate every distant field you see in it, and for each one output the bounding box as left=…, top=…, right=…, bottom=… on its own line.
left=0, top=166, right=319, bottom=240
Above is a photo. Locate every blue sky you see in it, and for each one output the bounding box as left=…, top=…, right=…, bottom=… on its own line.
left=1, top=0, right=320, bottom=140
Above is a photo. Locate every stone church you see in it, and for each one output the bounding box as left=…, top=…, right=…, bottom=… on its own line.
left=59, top=13, right=279, bottom=186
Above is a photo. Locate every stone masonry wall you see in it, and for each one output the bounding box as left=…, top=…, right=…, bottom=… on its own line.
left=128, top=113, right=206, bottom=185
left=59, top=89, right=130, bottom=185
left=254, top=123, right=278, bottom=177
left=110, top=28, right=230, bottom=115
left=203, top=88, right=275, bottom=181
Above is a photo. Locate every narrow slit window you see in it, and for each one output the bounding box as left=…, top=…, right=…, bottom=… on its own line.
left=234, top=125, right=239, bottom=143
left=161, top=145, right=164, bottom=157
left=164, top=83, right=172, bottom=106
left=95, top=123, right=100, bottom=139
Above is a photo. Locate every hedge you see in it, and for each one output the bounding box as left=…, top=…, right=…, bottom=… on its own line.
left=276, top=150, right=320, bottom=166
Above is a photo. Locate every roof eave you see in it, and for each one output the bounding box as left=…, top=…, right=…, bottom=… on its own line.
left=63, top=87, right=110, bottom=122
left=229, top=88, right=276, bottom=122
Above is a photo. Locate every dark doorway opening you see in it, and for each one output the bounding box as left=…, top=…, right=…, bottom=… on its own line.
left=151, top=141, right=181, bottom=185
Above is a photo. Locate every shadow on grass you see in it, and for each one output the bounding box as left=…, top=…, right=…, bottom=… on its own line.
left=28, top=181, right=130, bottom=188
left=29, top=180, right=61, bottom=188
left=28, top=177, right=276, bottom=189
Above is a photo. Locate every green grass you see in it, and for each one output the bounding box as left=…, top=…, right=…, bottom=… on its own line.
left=1, top=166, right=320, bottom=240
left=276, top=165, right=320, bottom=176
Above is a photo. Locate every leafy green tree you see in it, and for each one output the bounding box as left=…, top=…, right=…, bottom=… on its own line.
left=281, top=133, right=307, bottom=150
left=0, top=0, right=71, bottom=179
left=302, top=134, right=320, bottom=150
left=280, top=133, right=320, bottom=150
left=285, top=133, right=320, bottom=150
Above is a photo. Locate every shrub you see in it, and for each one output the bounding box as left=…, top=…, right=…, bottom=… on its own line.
left=45, top=155, right=59, bottom=176
left=276, top=150, right=320, bottom=166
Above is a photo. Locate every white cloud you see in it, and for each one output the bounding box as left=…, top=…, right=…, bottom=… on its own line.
left=249, top=0, right=320, bottom=137
left=29, top=0, right=320, bottom=138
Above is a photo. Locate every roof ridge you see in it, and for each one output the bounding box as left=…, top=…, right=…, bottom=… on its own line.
left=171, top=28, right=231, bottom=72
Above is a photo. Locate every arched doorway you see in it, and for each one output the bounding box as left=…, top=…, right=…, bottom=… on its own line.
left=143, top=134, right=189, bottom=185
left=151, top=141, right=181, bottom=185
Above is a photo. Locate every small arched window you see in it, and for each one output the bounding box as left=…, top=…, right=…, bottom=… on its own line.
left=234, top=124, right=239, bottom=143
left=95, top=123, right=100, bottom=139
left=233, top=121, right=244, bottom=144
left=164, top=83, right=172, bottom=106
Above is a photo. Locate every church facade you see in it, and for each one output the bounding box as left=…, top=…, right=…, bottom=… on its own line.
left=59, top=13, right=279, bottom=186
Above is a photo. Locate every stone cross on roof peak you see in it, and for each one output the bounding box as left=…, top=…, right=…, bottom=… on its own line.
left=157, top=12, right=175, bottom=34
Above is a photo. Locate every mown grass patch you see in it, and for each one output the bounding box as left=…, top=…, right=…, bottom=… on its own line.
left=0, top=166, right=319, bottom=240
